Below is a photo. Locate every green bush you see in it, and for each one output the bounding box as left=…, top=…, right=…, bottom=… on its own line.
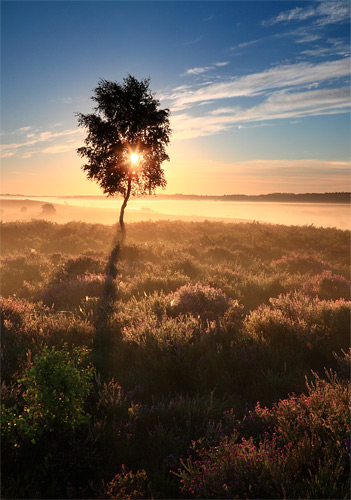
left=2, top=346, right=94, bottom=445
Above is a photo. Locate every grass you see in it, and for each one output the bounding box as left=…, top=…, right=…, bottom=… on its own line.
left=1, top=219, right=350, bottom=498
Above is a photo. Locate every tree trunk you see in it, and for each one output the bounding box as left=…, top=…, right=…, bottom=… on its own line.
left=119, top=178, right=132, bottom=242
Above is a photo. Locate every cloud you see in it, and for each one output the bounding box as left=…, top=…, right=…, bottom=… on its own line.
left=184, top=61, right=229, bottom=76
left=171, top=86, right=350, bottom=140
left=263, top=0, right=350, bottom=27
left=0, top=128, right=83, bottom=158
left=169, top=57, right=350, bottom=110
left=185, top=66, right=214, bottom=75
left=263, top=6, right=315, bottom=26
left=17, top=126, right=32, bottom=133
left=232, top=87, right=350, bottom=122
left=300, top=38, right=350, bottom=58
left=296, top=34, right=321, bottom=44
left=230, top=38, right=265, bottom=53
left=215, top=62, right=229, bottom=67
left=180, top=36, right=203, bottom=47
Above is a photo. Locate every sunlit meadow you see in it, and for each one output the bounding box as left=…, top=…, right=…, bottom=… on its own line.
left=1, top=218, right=350, bottom=498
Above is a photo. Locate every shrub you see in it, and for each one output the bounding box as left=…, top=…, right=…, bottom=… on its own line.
left=271, top=252, right=332, bottom=275
left=167, top=283, right=230, bottom=321
left=54, top=255, right=106, bottom=283
left=0, top=252, right=54, bottom=297
left=119, top=270, right=189, bottom=299
left=176, top=371, right=350, bottom=499
left=2, top=346, right=94, bottom=445
left=301, top=270, right=351, bottom=301
left=106, top=465, right=151, bottom=499
left=245, top=292, right=351, bottom=352
left=117, top=313, right=234, bottom=395
left=1, top=296, right=94, bottom=382
left=40, top=273, right=107, bottom=309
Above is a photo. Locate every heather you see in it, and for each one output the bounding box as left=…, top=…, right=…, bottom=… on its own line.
left=1, top=219, right=350, bottom=498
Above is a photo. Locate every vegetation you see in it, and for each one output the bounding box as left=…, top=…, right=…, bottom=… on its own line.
left=76, top=76, right=171, bottom=239
left=1, top=218, right=350, bottom=498
left=155, top=192, right=351, bottom=203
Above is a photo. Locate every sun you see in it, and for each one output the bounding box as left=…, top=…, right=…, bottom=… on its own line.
left=130, top=153, right=139, bottom=164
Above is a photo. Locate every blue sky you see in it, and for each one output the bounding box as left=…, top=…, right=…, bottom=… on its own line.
left=1, top=0, right=350, bottom=195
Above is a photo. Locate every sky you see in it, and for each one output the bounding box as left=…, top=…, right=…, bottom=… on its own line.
left=1, top=0, right=350, bottom=196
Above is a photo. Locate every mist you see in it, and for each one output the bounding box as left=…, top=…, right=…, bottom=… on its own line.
left=1, top=195, right=350, bottom=229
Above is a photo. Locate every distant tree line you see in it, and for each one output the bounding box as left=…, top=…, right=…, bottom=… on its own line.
left=156, top=192, right=351, bottom=203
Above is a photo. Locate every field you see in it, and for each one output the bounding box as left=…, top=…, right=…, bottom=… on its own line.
left=1, top=218, right=350, bottom=499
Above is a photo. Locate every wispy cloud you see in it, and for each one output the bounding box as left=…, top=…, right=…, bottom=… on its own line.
left=185, top=66, right=213, bottom=76
left=263, top=0, right=350, bottom=27
left=169, top=58, right=350, bottom=111
left=300, top=38, right=350, bottom=58
left=230, top=38, right=265, bottom=53
left=179, top=36, right=203, bottom=47
left=296, top=34, right=321, bottom=44
left=0, top=128, right=83, bottom=158
left=170, top=86, right=350, bottom=140
left=17, top=126, right=32, bottom=133
left=184, top=61, right=229, bottom=76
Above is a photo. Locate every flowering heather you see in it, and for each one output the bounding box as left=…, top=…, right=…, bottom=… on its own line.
left=271, top=252, right=332, bottom=275
left=245, top=291, right=351, bottom=351
left=1, top=296, right=94, bottom=382
left=0, top=252, right=55, bottom=297
left=1, top=219, right=350, bottom=499
left=118, top=270, right=188, bottom=299
left=122, top=313, right=206, bottom=351
left=40, top=273, right=107, bottom=309
left=168, top=283, right=230, bottom=320
left=176, top=372, right=350, bottom=499
left=106, top=466, right=150, bottom=499
left=301, top=270, right=351, bottom=301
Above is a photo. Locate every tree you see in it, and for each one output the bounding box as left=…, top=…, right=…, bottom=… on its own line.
left=76, top=75, right=171, bottom=240
left=41, top=203, right=56, bottom=216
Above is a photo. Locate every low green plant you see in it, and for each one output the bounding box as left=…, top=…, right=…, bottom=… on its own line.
left=2, top=346, right=95, bottom=446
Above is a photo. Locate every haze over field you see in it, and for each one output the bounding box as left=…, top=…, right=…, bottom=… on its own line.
left=1, top=0, right=350, bottom=198
left=1, top=195, right=350, bottom=229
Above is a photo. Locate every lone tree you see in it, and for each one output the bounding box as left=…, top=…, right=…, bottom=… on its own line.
left=76, top=75, right=171, bottom=240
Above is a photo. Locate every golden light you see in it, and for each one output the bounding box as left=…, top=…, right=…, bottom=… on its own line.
left=130, top=153, right=139, bottom=164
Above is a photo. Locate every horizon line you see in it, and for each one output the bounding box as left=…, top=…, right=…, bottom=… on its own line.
left=1, top=191, right=351, bottom=198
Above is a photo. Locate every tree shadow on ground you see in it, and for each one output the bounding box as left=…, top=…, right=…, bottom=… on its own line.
left=93, top=238, right=120, bottom=377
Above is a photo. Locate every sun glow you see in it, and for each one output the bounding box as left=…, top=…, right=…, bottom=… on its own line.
left=130, top=153, right=139, bottom=164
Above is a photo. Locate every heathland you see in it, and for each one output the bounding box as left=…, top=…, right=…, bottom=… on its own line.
left=1, top=218, right=350, bottom=498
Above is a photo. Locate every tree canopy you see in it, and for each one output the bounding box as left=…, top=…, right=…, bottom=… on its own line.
left=76, top=75, right=171, bottom=237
